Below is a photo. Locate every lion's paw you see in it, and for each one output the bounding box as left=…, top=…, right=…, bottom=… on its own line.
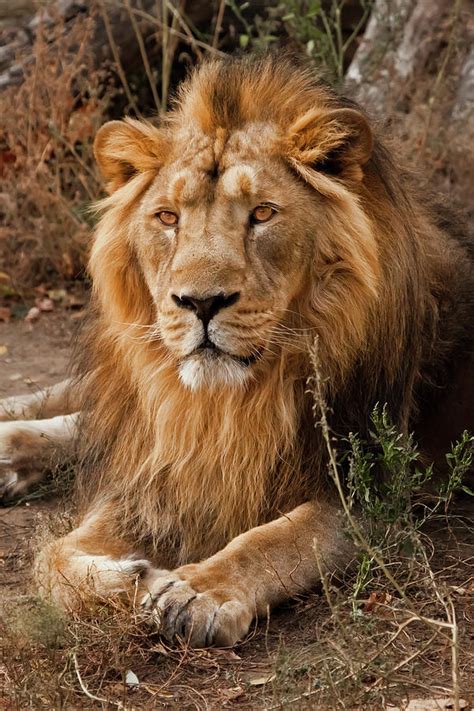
left=140, top=569, right=254, bottom=648
left=0, top=421, right=48, bottom=499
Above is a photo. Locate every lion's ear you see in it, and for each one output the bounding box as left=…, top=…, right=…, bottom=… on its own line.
left=94, top=118, right=167, bottom=193
left=288, top=108, right=373, bottom=183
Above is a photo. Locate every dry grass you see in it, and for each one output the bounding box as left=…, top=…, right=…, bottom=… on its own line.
left=1, top=511, right=472, bottom=709
left=0, top=10, right=109, bottom=292
left=1, top=367, right=473, bottom=709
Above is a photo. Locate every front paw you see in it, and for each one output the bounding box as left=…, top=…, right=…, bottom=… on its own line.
left=140, top=568, right=254, bottom=648
left=0, top=422, right=46, bottom=499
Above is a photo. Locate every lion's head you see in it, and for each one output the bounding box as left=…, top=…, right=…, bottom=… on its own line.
left=91, top=54, right=380, bottom=392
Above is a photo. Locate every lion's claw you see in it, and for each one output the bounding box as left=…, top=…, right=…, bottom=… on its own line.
left=140, top=571, right=253, bottom=647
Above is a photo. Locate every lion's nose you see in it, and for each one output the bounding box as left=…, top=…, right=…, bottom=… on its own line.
left=172, top=292, right=240, bottom=327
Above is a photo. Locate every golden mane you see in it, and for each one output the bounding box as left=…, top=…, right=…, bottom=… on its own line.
left=76, top=54, right=468, bottom=567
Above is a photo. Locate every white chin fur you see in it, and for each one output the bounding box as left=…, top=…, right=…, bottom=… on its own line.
left=179, top=352, right=251, bottom=391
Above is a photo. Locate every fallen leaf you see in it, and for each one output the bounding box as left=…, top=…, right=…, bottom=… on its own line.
left=364, top=590, right=393, bottom=613
left=219, top=686, right=245, bottom=702
left=248, top=674, right=275, bottom=686
left=0, top=345, right=7, bottom=356
left=25, top=306, right=41, bottom=323
left=125, top=670, right=139, bottom=687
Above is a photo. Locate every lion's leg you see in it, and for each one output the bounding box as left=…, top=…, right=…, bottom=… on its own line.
left=35, top=505, right=154, bottom=611
left=0, top=379, right=78, bottom=421
left=141, top=500, right=353, bottom=647
left=0, top=413, right=78, bottom=499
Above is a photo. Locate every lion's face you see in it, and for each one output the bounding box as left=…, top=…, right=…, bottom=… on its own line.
left=128, top=123, right=316, bottom=389
left=92, top=59, right=379, bottom=390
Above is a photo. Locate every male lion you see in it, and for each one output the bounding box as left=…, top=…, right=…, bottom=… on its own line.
left=1, top=54, right=473, bottom=648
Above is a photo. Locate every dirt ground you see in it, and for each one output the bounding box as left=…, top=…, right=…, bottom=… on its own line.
left=0, top=312, right=74, bottom=596
left=1, top=312, right=473, bottom=710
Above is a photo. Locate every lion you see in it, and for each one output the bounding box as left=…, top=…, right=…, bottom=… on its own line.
left=0, top=54, right=473, bottom=648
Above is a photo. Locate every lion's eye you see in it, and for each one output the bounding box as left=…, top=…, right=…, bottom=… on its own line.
left=156, top=210, right=179, bottom=226
left=251, top=205, right=275, bottom=224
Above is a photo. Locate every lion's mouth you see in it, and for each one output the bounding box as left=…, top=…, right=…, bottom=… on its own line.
left=194, top=339, right=260, bottom=367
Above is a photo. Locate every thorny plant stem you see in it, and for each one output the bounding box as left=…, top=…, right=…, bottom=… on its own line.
left=308, top=339, right=411, bottom=600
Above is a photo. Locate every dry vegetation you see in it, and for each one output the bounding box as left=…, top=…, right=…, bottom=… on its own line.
left=1, top=1, right=473, bottom=709
left=0, top=12, right=102, bottom=289
left=1, top=384, right=473, bottom=709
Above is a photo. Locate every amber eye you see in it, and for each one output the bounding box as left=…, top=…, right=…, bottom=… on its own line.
left=156, top=210, right=178, bottom=226
left=251, top=205, right=275, bottom=224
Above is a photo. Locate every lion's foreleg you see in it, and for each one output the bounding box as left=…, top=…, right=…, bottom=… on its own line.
left=141, top=500, right=354, bottom=647
left=0, top=413, right=78, bottom=499
left=35, top=505, right=154, bottom=611
left=0, top=379, right=81, bottom=498
left=0, top=379, right=78, bottom=421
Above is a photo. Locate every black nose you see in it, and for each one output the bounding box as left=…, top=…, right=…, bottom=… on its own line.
left=172, top=291, right=240, bottom=326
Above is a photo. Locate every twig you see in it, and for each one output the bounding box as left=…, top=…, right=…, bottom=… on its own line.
left=420, top=0, right=462, bottom=153
left=122, top=4, right=226, bottom=57
left=73, top=652, right=124, bottom=707
left=370, top=630, right=439, bottom=688
left=161, top=0, right=169, bottom=110
left=165, top=0, right=202, bottom=60
left=98, top=0, right=141, bottom=117
left=47, top=123, right=101, bottom=190
left=342, top=0, right=373, bottom=57
left=448, top=598, right=460, bottom=711
left=318, top=6, right=340, bottom=80
left=212, top=0, right=226, bottom=49
left=124, top=0, right=161, bottom=114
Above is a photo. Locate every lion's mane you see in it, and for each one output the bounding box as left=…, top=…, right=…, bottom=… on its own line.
left=76, top=54, right=473, bottom=567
